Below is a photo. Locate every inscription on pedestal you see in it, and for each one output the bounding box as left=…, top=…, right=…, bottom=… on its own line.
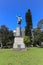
left=15, top=37, right=23, bottom=44
left=13, top=37, right=25, bottom=49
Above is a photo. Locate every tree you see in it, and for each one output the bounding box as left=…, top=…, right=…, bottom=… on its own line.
left=7, top=30, right=14, bottom=48
left=25, top=9, right=32, bottom=37
left=38, top=19, right=43, bottom=30
left=0, top=25, right=9, bottom=48
left=33, top=28, right=43, bottom=46
left=40, top=31, right=43, bottom=42
left=24, top=36, right=31, bottom=47
left=0, top=25, right=14, bottom=48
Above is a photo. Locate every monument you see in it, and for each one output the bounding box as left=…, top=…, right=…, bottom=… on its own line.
left=13, top=16, right=25, bottom=50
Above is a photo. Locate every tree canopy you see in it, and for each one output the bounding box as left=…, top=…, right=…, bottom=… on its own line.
left=33, top=28, right=43, bottom=46
left=25, top=9, right=32, bottom=37
left=38, top=19, right=43, bottom=30
left=0, top=25, right=14, bottom=48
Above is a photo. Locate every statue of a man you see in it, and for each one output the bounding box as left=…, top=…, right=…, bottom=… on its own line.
left=16, top=16, right=22, bottom=25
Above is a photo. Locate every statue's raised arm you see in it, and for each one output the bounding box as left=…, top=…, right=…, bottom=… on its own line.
left=16, top=16, right=22, bottom=25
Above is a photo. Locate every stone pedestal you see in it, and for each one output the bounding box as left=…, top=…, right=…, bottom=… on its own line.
left=13, top=27, right=25, bottom=50
left=16, top=27, right=21, bottom=36
left=13, top=37, right=25, bottom=49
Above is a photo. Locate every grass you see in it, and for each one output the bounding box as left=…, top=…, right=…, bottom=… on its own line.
left=0, top=47, right=43, bottom=65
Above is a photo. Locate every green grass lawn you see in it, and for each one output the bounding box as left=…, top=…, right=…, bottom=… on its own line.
left=0, top=47, right=43, bottom=65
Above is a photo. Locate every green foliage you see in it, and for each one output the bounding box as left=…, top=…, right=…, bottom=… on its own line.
left=0, top=25, right=14, bottom=48
left=33, top=28, right=43, bottom=46
left=25, top=9, right=32, bottom=37
left=32, top=19, right=43, bottom=46
left=25, top=9, right=32, bottom=26
left=40, top=31, right=43, bottom=42
left=0, top=25, right=9, bottom=47
left=33, top=28, right=40, bottom=42
left=24, top=36, right=31, bottom=47
left=38, top=19, right=43, bottom=29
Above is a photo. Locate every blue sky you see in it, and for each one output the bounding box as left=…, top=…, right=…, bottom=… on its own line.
left=0, top=0, right=43, bottom=30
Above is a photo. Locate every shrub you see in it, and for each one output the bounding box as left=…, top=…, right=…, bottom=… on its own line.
left=24, top=36, right=31, bottom=47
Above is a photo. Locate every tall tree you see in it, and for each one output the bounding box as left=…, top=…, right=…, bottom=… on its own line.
left=33, top=28, right=43, bottom=46
left=7, top=30, right=14, bottom=48
left=0, top=25, right=9, bottom=47
left=38, top=19, right=43, bottom=30
left=0, top=25, right=14, bottom=48
left=25, top=9, right=32, bottom=37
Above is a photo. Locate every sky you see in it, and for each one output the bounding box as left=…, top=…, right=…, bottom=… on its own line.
left=0, top=0, right=43, bottom=30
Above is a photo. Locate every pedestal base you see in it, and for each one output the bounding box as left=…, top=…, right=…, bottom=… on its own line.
left=13, top=37, right=25, bottom=49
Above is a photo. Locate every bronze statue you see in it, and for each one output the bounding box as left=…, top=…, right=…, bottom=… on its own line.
left=16, top=16, right=22, bottom=25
